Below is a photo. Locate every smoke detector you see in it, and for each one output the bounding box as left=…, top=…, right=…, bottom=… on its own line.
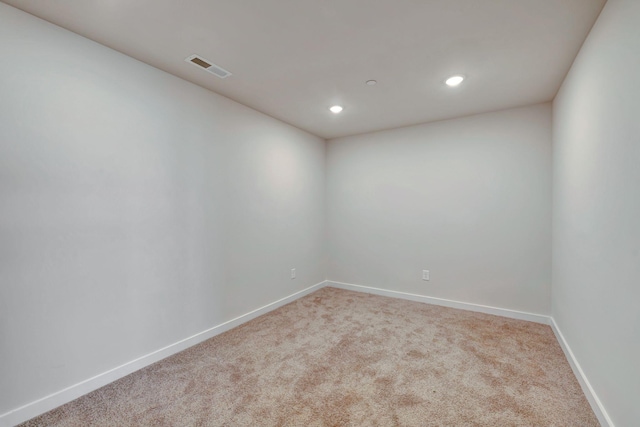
left=184, top=54, right=232, bottom=79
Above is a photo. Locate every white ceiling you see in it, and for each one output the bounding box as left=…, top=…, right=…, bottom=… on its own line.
left=3, top=0, right=606, bottom=139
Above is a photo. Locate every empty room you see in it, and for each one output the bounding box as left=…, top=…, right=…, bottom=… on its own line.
left=1, top=0, right=638, bottom=426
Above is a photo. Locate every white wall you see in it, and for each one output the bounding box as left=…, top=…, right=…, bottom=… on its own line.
left=552, top=0, right=640, bottom=425
left=326, top=104, right=552, bottom=315
left=6, top=0, right=638, bottom=424
left=0, top=3, right=325, bottom=417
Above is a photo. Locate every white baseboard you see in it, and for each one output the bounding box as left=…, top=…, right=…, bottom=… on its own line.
left=0, top=281, right=327, bottom=427
left=326, top=280, right=550, bottom=324
left=2, top=280, right=612, bottom=427
left=549, top=318, right=613, bottom=427
left=327, top=280, right=611, bottom=426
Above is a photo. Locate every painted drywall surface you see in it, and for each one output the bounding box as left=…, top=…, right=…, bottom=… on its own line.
left=0, top=3, right=325, bottom=415
left=326, top=104, right=552, bottom=315
left=552, top=0, right=640, bottom=425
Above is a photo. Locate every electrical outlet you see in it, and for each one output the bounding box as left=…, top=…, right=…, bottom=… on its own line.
left=291, top=268, right=296, bottom=279
left=422, top=270, right=430, bottom=281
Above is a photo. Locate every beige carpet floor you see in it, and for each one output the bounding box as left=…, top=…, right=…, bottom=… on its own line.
left=20, top=287, right=598, bottom=426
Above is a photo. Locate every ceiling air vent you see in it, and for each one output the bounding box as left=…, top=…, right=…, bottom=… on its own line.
left=184, top=54, right=232, bottom=79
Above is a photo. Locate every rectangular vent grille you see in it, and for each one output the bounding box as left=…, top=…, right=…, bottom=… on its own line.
left=185, top=54, right=232, bottom=79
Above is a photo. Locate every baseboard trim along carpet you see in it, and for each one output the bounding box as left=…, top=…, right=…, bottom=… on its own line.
left=550, top=318, right=613, bottom=427
left=326, top=280, right=550, bottom=325
left=2, top=279, right=612, bottom=427
left=0, top=281, right=326, bottom=427
left=326, top=280, right=612, bottom=426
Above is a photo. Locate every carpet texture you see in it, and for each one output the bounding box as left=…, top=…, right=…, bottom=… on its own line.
left=20, top=287, right=598, bottom=426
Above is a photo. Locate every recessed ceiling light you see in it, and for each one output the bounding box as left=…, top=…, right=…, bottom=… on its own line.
left=445, top=75, right=465, bottom=87
left=329, top=105, right=343, bottom=114
left=366, top=80, right=377, bottom=86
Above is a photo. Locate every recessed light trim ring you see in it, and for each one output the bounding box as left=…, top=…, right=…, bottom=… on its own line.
left=445, top=75, right=465, bottom=87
